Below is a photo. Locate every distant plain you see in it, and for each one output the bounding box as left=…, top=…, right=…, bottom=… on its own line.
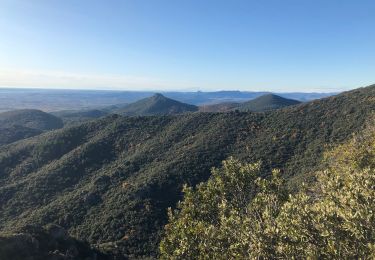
left=0, top=88, right=335, bottom=113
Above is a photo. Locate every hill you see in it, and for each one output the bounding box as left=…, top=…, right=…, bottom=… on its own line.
left=239, top=94, right=301, bottom=112
left=113, top=93, right=198, bottom=116
left=53, top=109, right=108, bottom=119
left=199, top=102, right=240, bottom=112
left=0, top=224, right=109, bottom=260
left=0, top=125, right=42, bottom=146
left=0, top=86, right=373, bottom=258
left=160, top=122, right=375, bottom=258
left=0, top=109, right=64, bottom=146
left=0, top=109, right=63, bottom=130
left=52, top=109, right=109, bottom=125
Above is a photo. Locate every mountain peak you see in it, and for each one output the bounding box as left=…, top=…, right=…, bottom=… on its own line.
left=153, top=93, right=164, bottom=97
left=114, top=94, right=198, bottom=116
left=262, top=93, right=281, bottom=98
left=239, top=93, right=301, bottom=112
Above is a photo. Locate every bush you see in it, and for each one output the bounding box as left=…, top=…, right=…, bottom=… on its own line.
left=160, top=120, right=375, bottom=259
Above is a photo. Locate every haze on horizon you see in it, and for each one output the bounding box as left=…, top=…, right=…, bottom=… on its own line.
left=0, top=0, right=374, bottom=92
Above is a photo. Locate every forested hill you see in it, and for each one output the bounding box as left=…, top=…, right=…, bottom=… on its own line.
left=0, top=109, right=63, bottom=146
left=0, top=109, right=63, bottom=130
left=113, top=93, right=199, bottom=116
left=239, top=93, right=301, bottom=112
left=199, top=102, right=240, bottom=112
left=52, top=109, right=109, bottom=125
left=0, top=85, right=373, bottom=258
left=199, top=94, right=301, bottom=112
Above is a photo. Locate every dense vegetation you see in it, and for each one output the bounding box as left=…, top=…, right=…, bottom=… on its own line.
left=160, top=119, right=375, bottom=259
left=0, top=85, right=373, bottom=258
left=0, top=125, right=42, bottom=146
left=0, top=109, right=63, bottom=146
left=239, top=94, right=301, bottom=112
left=52, top=109, right=109, bottom=125
left=113, top=93, right=198, bottom=116
left=0, top=109, right=63, bottom=130
left=199, top=102, right=240, bottom=112
left=0, top=224, right=109, bottom=260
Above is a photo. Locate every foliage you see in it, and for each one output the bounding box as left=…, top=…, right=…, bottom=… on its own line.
left=52, top=109, right=109, bottom=125
left=0, top=109, right=63, bottom=130
left=160, top=119, right=375, bottom=259
left=0, top=125, right=42, bottom=146
left=0, top=224, right=112, bottom=260
left=0, top=109, right=63, bottom=146
left=160, top=158, right=286, bottom=259
left=276, top=120, right=375, bottom=258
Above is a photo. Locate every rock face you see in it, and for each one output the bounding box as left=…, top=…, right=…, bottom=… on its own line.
left=0, top=224, right=110, bottom=260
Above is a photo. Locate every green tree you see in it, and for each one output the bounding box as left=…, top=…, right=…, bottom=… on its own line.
left=160, top=120, right=375, bottom=259
left=159, top=158, right=286, bottom=259
left=276, top=121, right=375, bottom=258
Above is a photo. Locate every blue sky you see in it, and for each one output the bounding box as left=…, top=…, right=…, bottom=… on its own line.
left=0, top=0, right=374, bottom=92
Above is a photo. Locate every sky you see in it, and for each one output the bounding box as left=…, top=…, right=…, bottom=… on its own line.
left=0, top=0, right=374, bottom=92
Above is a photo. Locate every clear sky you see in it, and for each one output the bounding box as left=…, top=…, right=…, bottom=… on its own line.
left=0, top=0, right=374, bottom=92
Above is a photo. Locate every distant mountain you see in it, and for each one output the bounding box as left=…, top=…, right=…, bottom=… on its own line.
left=239, top=94, right=301, bottom=112
left=0, top=109, right=63, bottom=130
left=114, top=93, right=198, bottom=116
left=0, top=88, right=335, bottom=112
left=0, top=85, right=373, bottom=258
left=199, top=102, right=240, bottom=112
left=0, top=109, right=63, bottom=146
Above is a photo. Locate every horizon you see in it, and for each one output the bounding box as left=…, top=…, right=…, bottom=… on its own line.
left=0, top=85, right=344, bottom=94
left=1, top=0, right=375, bottom=92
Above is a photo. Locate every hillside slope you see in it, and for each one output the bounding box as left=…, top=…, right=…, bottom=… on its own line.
left=0, top=109, right=63, bottom=130
left=199, top=102, right=240, bottom=112
left=0, top=86, right=373, bottom=258
left=52, top=109, right=109, bottom=125
left=114, top=93, right=198, bottom=116
left=53, top=109, right=108, bottom=119
left=0, top=224, right=109, bottom=260
left=239, top=93, right=301, bottom=112
left=0, top=109, right=64, bottom=146
left=0, top=125, right=42, bottom=146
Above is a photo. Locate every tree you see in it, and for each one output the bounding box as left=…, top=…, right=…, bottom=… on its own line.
left=276, top=121, right=375, bottom=258
left=160, top=120, right=375, bottom=259
left=159, top=158, right=286, bottom=259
